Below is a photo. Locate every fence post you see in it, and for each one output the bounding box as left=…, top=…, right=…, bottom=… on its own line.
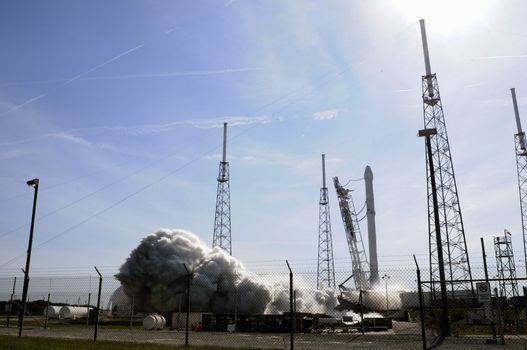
left=86, top=276, right=92, bottom=328
left=494, top=287, right=505, bottom=345
left=359, top=290, right=364, bottom=335
left=183, top=263, right=192, bottom=347
left=44, top=292, right=50, bottom=329
left=94, top=266, right=102, bottom=341
left=6, top=277, right=16, bottom=328
left=286, top=260, right=294, bottom=350
left=130, top=295, right=134, bottom=328
left=414, top=255, right=427, bottom=350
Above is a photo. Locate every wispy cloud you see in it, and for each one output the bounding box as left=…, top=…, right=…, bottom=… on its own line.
left=225, top=0, right=239, bottom=7
left=0, top=116, right=278, bottom=148
left=48, top=132, right=115, bottom=150
left=0, top=68, right=262, bottom=88
left=0, top=148, right=42, bottom=161
left=472, top=55, right=527, bottom=60
left=0, top=131, right=114, bottom=150
left=92, top=115, right=280, bottom=135
left=312, top=109, right=339, bottom=120
left=49, top=132, right=92, bottom=146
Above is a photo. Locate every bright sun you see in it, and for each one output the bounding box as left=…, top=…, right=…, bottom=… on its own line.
left=389, top=0, right=494, bottom=34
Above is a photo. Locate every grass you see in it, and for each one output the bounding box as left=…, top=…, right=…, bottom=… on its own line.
left=0, top=335, right=256, bottom=350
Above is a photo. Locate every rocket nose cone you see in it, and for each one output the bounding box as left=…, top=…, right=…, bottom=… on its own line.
left=364, top=165, right=373, bottom=180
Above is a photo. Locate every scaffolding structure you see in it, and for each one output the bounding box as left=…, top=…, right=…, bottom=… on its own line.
left=317, top=154, right=336, bottom=289
left=212, top=123, right=232, bottom=255
left=333, top=176, right=370, bottom=290
left=419, top=20, right=473, bottom=295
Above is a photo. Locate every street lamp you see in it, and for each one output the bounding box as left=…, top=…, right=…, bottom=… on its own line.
left=382, top=274, right=390, bottom=310
left=19, top=178, right=39, bottom=337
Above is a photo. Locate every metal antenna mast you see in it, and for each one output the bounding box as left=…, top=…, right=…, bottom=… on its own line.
left=317, top=154, right=336, bottom=289
left=510, top=88, right=527, bottom=276
left=419, top=19, right=473, bottom=295
left=212, top=122, right=232, bottom=255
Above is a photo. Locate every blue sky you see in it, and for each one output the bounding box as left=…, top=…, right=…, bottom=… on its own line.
left=1, top=0, right=527, bottom=280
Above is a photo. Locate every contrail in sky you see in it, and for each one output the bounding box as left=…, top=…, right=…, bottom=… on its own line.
left=81, top=67, right=261, bottom=81
left=0, top=68, right=261, bottom=87
left=0, top=44, right=145, bottom=117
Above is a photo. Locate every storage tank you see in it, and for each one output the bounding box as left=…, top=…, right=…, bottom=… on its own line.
left=108, top=286, right=132, bottom=317
left=59, top=306, right=91, bottom=319
left=143, top=314, right=166, bottom=330
left=43, top=306, right=61, bottom=319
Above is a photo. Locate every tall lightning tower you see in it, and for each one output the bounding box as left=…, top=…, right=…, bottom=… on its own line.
left=317, top=154, right=336, bottom=289
left=510, top=88, right=527, bottom=276
left=419, top=19, right=473, bottom=294
left=212, top=122, right=232, bottom=255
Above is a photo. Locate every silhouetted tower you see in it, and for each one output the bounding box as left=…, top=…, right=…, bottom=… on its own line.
left=317, top=154, right=336, bottom=289
left=510, top=88, right=527, bottom=276
left=419, top=19, right=473, bottom=295
left=212, top=123, right=232, bottom=255
left=494, top=231, right=520, bottom=299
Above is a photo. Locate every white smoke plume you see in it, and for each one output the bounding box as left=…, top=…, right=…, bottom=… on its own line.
left=116, top=229, right=344, bottom=315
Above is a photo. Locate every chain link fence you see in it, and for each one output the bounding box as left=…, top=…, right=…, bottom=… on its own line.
left=1, top=266, right=527, bottom=349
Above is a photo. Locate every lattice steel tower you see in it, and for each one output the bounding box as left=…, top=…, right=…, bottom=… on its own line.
left=510, top=88, right=527, bottom=277
left=419, top=19, right=473, bottom=294
left=212, top=123, right=232, bottom=255
left=494, top=231, right=520, bottom=300
left=317, top=154, right=336, bottom=289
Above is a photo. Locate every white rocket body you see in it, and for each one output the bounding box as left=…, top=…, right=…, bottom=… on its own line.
left=364, top=166, right=380, bottom=286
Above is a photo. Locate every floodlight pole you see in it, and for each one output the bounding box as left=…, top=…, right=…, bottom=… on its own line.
left=19, top=178, right=39, bottom=337
left=418, top=129, right=449, bottom=337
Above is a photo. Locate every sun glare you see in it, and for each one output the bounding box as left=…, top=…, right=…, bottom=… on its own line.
left=389, top=0, right=494, bottom=35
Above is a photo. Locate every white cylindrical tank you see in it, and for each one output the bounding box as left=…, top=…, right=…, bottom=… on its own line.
left=143, top=314, right=166, bottom=330
left=59, top=306, right=91, bottom=319
left=43, top=306, right=61, bottom=319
